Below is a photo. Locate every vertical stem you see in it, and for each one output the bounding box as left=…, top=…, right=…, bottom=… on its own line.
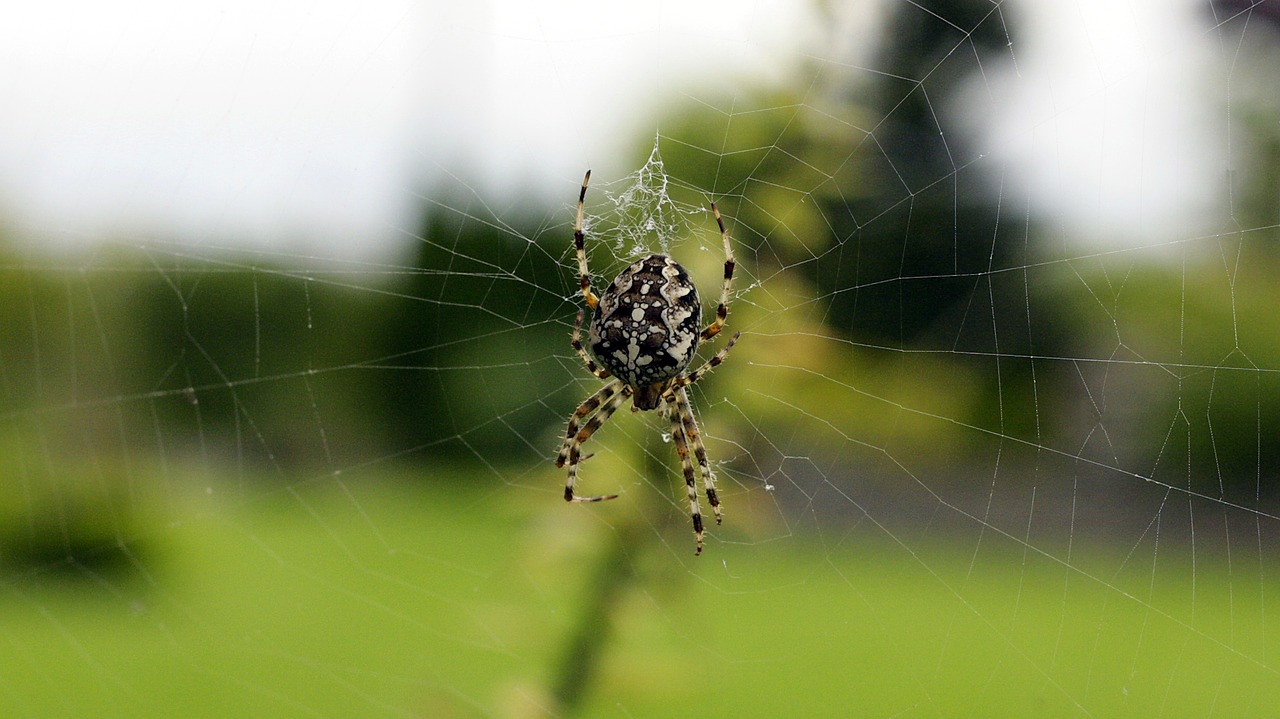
left=548, top=521, right=636, bottom=714
left=549, top=435, right=669, bottom=715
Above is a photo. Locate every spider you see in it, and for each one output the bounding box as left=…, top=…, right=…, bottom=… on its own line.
left=556, top=170, right=740, bottom=555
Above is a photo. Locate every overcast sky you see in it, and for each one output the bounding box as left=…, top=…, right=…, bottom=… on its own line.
left=0, top=0, right=1239, bottom=261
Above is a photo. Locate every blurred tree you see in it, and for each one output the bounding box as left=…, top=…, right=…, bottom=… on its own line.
left=373, top=193, right=577, bottom=464
left=816, top=0, right=1021, bottom=347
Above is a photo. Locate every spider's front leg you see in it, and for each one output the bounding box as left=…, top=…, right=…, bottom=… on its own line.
left=674, top=386, right=721, bottom=528
left=556, top=379, right=620, bottom=469
left=561, top=382, right=631, bottom=503
left=668, top=408, right=704, bottom=554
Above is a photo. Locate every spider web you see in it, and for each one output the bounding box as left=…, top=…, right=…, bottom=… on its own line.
left=2, top=1, right=1279, bottom=717
left=586, top=143, right=713, bottom=260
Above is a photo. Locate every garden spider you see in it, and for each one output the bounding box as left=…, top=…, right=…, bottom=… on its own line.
left=556, top=170, right=740, bottom=555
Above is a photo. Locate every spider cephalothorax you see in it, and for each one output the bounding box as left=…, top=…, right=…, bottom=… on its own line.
left=556, top=170, right=740, bottom=555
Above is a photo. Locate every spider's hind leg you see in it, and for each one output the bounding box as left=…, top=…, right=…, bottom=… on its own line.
left=573, top=170, right=600, bottom=310
left=700, top=203, right=736, bottom=341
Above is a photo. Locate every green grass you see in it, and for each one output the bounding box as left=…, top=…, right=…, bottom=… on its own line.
left=1, top=470, right=1276, bottom=718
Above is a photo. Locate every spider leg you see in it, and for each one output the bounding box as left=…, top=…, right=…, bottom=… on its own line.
left=700, top=203, right=735, bottom=340
left=563, top=383, right=631, bottom=502
left=574, top=170, right=600, bottom=311
left=556, top=378, right=622, bottom=468
left=674, top=385, right=721, bottom=529
left=571, top=310, right=609, bottom=380
left=667, top=394, right=706, bottom=555
left=675, top=331, right=741, bottom=389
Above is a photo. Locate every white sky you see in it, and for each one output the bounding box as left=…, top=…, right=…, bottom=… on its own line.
left=0, top=0, right=1238, bottom=261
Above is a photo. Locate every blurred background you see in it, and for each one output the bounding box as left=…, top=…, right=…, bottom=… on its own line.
left=3, top=0, right=1280, bottom=716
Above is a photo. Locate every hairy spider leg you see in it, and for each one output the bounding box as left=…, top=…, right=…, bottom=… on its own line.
left=674, top=385, right=721, bottom=529
left=674, top=331, right=741, bottom=389
left=570, top=310, right=609, bottom=380
left=573, top=170, right=600, bottom=310
left=563, top=384, right=632, bottom=502
left=700, top=203, right=736, bottom=340
left=556, top=378, right=622, bottom=469
left=667, top=398, right=706, bottom=554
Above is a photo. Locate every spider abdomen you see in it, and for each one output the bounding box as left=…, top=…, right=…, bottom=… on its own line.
left=589, top=254, right=701, bottom=407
